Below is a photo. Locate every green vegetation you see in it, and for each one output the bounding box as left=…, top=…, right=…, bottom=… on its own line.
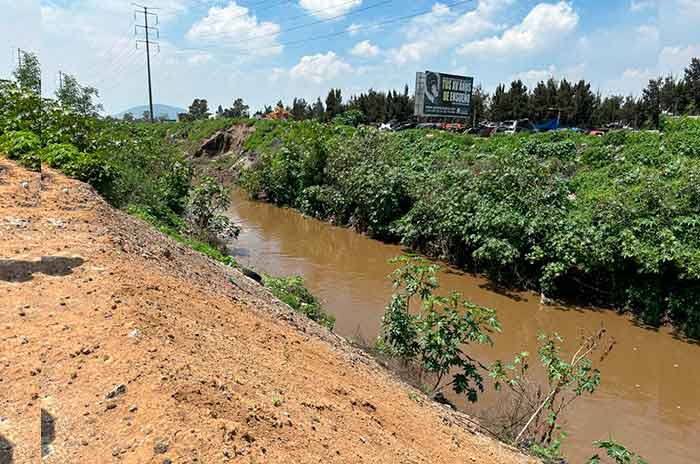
left=491, top=329, right=612, bottom=461
left=186, top=176, right=240, bottom=240
left=381, top=257, right=616, bottom=463
left=588, top=440, right=648, bottom=464
left=262, top=275, right=335, bottom=330
left=379, top=256, right=500, bottom=402
left=240, top=118, right=700, bottom=338
left=0, top=74, right=336, bottom=335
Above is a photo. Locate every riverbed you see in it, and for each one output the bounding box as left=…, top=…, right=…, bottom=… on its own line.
left=227, top=188, right=699, bottom=464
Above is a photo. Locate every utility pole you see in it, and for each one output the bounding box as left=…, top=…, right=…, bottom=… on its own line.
left=58, top=71, right=63, bottom=93
left=134, top=4, right=159, bottom=122
left=17, top=48, right=22, bottom=69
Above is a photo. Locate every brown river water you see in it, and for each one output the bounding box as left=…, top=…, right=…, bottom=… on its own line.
left=226, top=188, right=699, bottom=464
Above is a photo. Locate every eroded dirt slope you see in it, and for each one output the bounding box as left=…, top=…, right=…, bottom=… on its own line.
left=0, top=160, right=534, bottom=464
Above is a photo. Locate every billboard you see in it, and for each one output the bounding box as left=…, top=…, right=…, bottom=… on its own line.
left=415, top=71, right=474, bottom=118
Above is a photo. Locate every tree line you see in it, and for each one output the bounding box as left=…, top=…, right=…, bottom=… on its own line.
left=178, top=56, right=698, bottom=130
left=14, top=45, right=692, bottom=131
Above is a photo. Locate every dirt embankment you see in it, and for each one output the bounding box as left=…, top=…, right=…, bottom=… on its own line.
left=189, top=124, right=256, bottom=185
left=0, top=159, right=535, bottom=464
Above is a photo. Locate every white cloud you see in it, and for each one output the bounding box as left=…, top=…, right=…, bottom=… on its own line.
left=677, top=0, right=700, bottom=16
left=186, top=1, right=282, bottom=55
left=350, top=40, right=380, bottom=57
left=387, top=0, right=510, bottom=65
left=606, top=68, right=656, bottom=95
left=269, top=67, right=286, bottom=82
left=187, top=53, right=212, bottom=65
left=637, top=24, right=659, bottom=42
left=630, top=0, right=656, bottom=12
left=347, top=23, right=362, bottom=36
left=513, top=65, right=557, bottom=85
left=659, top=44, right=700, bottom=75
left=290, top=52, right=353, bottom=83
left=458, top=1, right=579, bottom=57
left=299, top=0, right=362, bottom=20
left=511, top=63, right=585, bottom=88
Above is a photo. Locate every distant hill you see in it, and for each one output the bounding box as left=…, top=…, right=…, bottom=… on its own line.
left=113, top=104, right=186, bottom=121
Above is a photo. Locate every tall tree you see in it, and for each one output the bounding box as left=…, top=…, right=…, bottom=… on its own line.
left=572, top=80, right=596, bottom=127
left=684, top=57, right=700, bottom=114
left=55, top=74, right=103, bottom=116
left=312, top=98, right=325, bottom=122
left=470, top=85, right=488, bottom=125
left=290, top=98, right=311, bottom=120
left=188, top=98, right=210, bottom=120
left=530, top=80, right=553, bottom=122
left=224, top=98, right=249, bottom=118
left=325, top=88, right=343, bottom=121
left=642, top=78, right=662, bottom=129
left=491, top=84, right=509, bottom=122
left=507, top=80, right=529, bottom=120
left=14, top=51, right=41, bottom=95
left=593, top=95, right=623, bottom=126
left=620, top=96, right=641, bottom=128
left=556, top=79, right=575, bottom=126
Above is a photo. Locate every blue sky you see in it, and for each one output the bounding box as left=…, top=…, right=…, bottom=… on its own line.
left=1, top=0, right=699, bottom=114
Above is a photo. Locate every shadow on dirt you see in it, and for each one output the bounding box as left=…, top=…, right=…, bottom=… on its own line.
left=41, top=409, right=55, bottom=458
left=0, top=256, right=84, bottom=283
left=0, top=433, right=13, bottom=464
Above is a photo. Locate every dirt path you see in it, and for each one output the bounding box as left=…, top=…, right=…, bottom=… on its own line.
left=0, top=160, right=535, bottom=464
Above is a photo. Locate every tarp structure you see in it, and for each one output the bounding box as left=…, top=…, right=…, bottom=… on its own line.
left=535, top=118, right=560, bottom=131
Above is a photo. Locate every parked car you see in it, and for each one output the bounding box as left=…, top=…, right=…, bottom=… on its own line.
left=496, top=119, right=538, bottom=134
left=394, top=122, right=416, bottom=131
left=466, top=123, right=497, bottom=137
left=416, top=122, right=442, bottom=130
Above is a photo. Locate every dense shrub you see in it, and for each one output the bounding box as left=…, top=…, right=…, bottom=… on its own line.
left=241, top=118, right=700, bottom=338
left=262, top=275, right=335, bottom=330
left=0, top=130, right=41, bottom=169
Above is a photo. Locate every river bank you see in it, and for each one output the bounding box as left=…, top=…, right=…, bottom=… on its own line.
left=225, top=186, right=700, bottom=464
left=1, top=159, right=535, bottom=463
left=234, top=119, right=700, bottom=340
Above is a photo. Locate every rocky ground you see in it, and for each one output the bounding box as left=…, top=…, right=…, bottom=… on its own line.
left=0, top=159, right=535, bottom=464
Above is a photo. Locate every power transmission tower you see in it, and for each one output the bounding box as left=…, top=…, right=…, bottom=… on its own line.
left=58, top=71, right=64, bottom=92
left=17, top=48, right=23, bottom=68
left=133, top=3, right=159, bottom=122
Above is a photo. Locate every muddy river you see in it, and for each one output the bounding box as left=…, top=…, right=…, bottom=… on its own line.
left=227, top=188, right=699, bottom=464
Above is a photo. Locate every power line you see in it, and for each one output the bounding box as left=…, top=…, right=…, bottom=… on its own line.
left=91, top=47, right=140, bottom=89
left=194, top=0, right=394, bottom=44
left=196, top=0, right=360, bottom=27
left=97, top=50, right=143, bottom=96
left=180, top=0, right=473, bottom=57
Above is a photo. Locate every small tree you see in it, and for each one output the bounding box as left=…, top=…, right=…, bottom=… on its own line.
left=332, top=109, right=364, bottom=127
left=380, top=256, right=500, bottom=402
left=14, top=51, right=41, bottom=95
left=122, top=112, right=134, bottom=122
left=186, top=176, right=239, bottom=239
left=490, top=329, right=614, bottom=459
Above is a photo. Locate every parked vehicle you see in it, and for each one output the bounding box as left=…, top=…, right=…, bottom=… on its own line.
left=496, top=119, right=538, bottom=134
left=466, top=123, right=497, bottom=137
left=416, top=122, right=442, bottom=130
